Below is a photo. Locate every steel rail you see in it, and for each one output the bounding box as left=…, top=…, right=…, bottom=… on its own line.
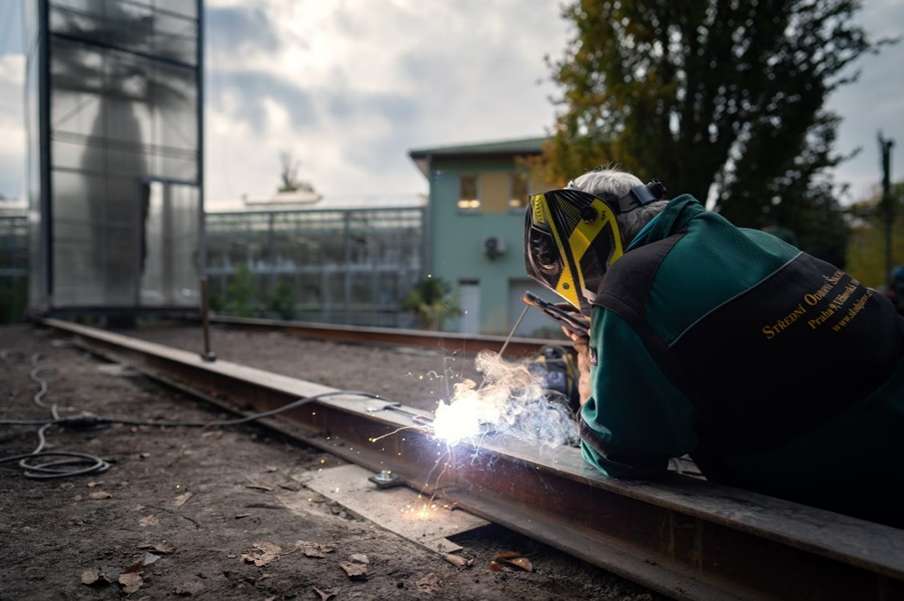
left=208, top=314, right=570, bottom=358
left=43, top=319, right=904, bottom=601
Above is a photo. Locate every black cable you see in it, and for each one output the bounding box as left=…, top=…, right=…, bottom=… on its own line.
left=0, top=354, right=110, bottom=479
left=0, top=354, right=383, bottom=480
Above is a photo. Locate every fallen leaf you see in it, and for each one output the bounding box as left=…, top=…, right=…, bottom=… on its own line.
left=241, top=542, right=282, bottom=567
left=296, top=541, right=335, bottom=558
left=138, top=542, right=175, bottom=555
left=122, top=560, right=143, bottom=575
left=339, top=561, right=368, bottom=581
left=443, top=553, right=472, bottom=568
left=349, top=553, right=369, bottom=565
left=244, top=503, right=283, bottom=510
left=139, top=515, right=159, bottom=527
left=244, top=483, right=273, bottom=492
left=118, top=572, right=143, bottom=594
left=174, top=492, right=194, bottom=508
left=492, top=551, right=533, bottom=573
left=313, top=586, right=337, bottom=601
left=141, top=552, right=161, bottom=567
left=81, top=567, right=103, bottom=586
left=502, top=556, right=532, bottom=572
left=416, top=572, right=442, bottom=593
left=88, top=491, right=113, bottom=500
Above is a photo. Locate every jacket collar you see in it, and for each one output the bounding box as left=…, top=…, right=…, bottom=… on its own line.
left=626, top=194, right=704, bottom=250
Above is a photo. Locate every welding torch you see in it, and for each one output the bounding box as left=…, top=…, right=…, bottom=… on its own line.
left=521, top=292, right=590, bottom=338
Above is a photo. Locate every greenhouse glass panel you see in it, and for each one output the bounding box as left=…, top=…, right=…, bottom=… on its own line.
left=27, top=0, right=202, bottom=313
left=205, top=207, right=425, bottom=327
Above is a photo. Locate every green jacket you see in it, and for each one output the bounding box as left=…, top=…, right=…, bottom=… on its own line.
left=581, top=195, right=904, bottom=526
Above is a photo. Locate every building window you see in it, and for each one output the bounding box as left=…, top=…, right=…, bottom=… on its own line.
left=457, top=175, right=480, bottom=213
left=509, top=172, right=528, bottom=209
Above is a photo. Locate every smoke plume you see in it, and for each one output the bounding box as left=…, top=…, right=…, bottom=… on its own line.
left=431, top=351, right=578, bottom=448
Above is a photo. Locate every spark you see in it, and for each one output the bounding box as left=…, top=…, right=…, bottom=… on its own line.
left=368, top=425, right=426, bottom=443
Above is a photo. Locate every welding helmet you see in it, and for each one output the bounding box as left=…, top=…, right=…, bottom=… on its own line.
left=524, top=182, right=666, bottom=312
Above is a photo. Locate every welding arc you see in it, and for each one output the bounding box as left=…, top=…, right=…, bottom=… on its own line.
left=0, top=354, right=383, bottom=480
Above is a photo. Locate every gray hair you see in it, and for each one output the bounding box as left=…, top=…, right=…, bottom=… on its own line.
left=567, top=169, right=667, bottom=246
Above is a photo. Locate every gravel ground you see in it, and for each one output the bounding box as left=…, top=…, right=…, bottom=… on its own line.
left=0, top=323, right=662, bottom=601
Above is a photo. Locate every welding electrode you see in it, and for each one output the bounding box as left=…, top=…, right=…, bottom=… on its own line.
left=498, top=304, right=530, bottom=358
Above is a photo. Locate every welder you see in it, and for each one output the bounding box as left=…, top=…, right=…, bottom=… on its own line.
left=523, top=169, right=904, bottom=527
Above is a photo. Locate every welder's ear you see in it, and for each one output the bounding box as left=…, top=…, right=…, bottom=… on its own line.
left=647, top=181, right=667, bottom=200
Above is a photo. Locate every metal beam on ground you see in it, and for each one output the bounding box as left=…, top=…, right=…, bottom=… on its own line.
left=42, top=319, right=904, bottom=601
left=208, top=314, right=569, bottom=358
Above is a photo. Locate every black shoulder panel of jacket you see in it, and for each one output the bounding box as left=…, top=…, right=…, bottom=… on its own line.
left=593, top=233, right=689, bottom=385
left=594, top=234, right=685, bottom=337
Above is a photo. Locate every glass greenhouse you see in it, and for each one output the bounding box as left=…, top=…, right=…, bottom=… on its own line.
left=25, top=0, right=203, bottom=314
left=206, top=207, right=426, bottom=327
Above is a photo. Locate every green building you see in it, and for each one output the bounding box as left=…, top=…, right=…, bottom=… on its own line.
left=409, top=137, right=561, bottom=336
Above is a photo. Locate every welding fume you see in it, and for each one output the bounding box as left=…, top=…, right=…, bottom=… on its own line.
left=429, top=287, right=588, bottom=449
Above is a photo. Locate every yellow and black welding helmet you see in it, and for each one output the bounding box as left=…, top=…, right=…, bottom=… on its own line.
left=524, top=183, right=666, bottom=313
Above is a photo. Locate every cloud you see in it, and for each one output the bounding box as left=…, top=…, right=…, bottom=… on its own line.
left=0, top=1, right=23, bottom=56
left=0, top=0, right=899, bottom=205
left=0, top=54, right=25, bottom=198
left=211, top=70, right=317, bottom=132
left=205, top=5, right=282, bottom=56
left=826, top=0, right=904, bottom=200
left=201, top=0, right=566, bottom=201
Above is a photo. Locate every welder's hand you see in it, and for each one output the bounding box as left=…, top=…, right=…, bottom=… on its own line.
left=561, top=325, right=592, bottom=407
left=551, top=303, right=591, bottom=337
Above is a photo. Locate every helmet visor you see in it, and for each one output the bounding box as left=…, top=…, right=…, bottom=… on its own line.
left=523, top=189, right=623, bottom=311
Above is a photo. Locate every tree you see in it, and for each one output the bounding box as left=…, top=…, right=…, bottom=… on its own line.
left=543, top=0, right=891, bottom=264
left=401, top=277, right=461, bottom=331
left=278, top=151, right=315, bottom=194
left=846, top=182, right=904, bottom=288
left=222, top=264, right=258, bottom=317
left=268, top=279, right=297, bottom=321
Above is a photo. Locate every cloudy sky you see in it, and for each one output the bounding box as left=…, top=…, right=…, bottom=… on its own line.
left=0, top=0, right=901, bottom=206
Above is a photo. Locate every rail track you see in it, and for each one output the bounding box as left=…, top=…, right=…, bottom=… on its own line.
left=44, top=318, right=904, bottom=601
left=208, top=314, right=570, bottom=358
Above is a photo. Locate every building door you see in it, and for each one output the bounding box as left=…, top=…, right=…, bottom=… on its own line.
left=458, top=280, right=480, bottom=334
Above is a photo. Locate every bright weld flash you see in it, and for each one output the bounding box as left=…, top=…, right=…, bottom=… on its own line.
left=431, top=398, right=482, bottom=444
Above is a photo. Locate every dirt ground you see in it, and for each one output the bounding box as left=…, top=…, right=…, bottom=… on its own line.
left=0, top=323, right=661, bottom=601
